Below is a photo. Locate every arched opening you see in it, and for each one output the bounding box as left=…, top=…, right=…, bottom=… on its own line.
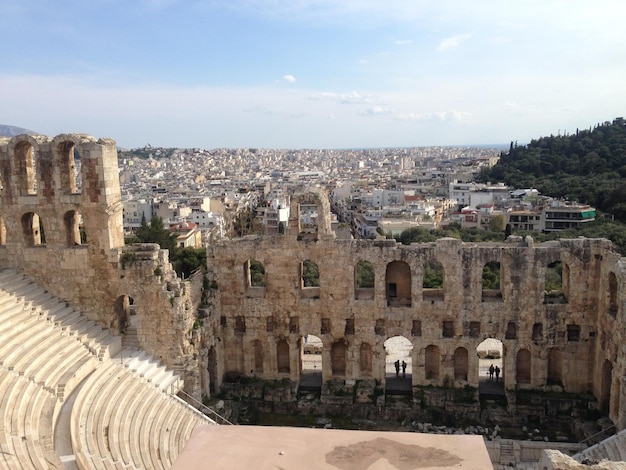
left=384, top=336, right=413, bottom=394
left=245, top=259, right=266, bottom=288
left=385, top=260, right=412, bottom=307
left=516, top=348, right=531, bottom=384
left=423, top=259, right=444, bottom=302
left=252, top=340, right=264, bottom=374
left=301, top=260, right=320, bottom=287
left=547, top=348, right=563, bottom=386
left=545, top=260, right=566, bottom=304
left=64, top=210, right=86, bottom=246
left=298, top=202, right=318, bottom=235
left=608, top=272, right=618, bottom=318
left=277, top=339, right=290, bottom=374
left=477, top=338, right=504, bottom=395
left=56, top=140, right=82, bottom=194
left=355, top=260, right=375, bottom=300
left=425, top=345, right=440, bottom=381
left=505, top=322, right=517, bottom=340
left=299, top=334, right=321, bottom=390
left=359, top=342, right=372, bottom=376
left=113, top=295, right=135, bottom=334
left=532, top=323, right=543, bottom=342
left=482, top=261, right=502, bottom=302
left=331, top=340, right=347, bottom=376
left=14, top=140, right=38, bottom=196
left=600, top=360, right=613, bottom=413
left=454, top=347, right=469, bottom=381
left=21, top=212, right=45, bottom=246
left=207, top=347, right=217, bottom=395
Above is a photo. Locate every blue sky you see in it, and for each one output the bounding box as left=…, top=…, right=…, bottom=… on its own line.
left=1, top=0, right=624, bottom=149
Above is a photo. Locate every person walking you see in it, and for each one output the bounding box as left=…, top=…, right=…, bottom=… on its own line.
left=495, top=365, right=500, bottom=382
left=394, top=360, right=400, bottom=377
left=401, top=360, right=407, bottom=378
left=488, top=364, right=494, bottom=381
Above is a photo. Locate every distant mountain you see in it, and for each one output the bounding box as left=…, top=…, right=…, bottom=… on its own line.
left=0, top=124, right=38, bottom=137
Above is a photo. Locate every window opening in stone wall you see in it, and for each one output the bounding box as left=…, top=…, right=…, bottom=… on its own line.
left=566, top=324, right=580, bottom=342
left=277, top=339, right=290, bottom=373
left=113, top=295, right=135, bottom=334
left=505, top=322, right=517, bottom=340
left=64, top=210, right=86, bottom=246
left=516, top=348, right=531, bottom=384
left=411, top=320, right=422, bottom=337
left=608, top=272, right=618, bottom=318
left=384, top=336, right=413, bottom=392
left=442, top=320, right=454, bottom=338
left=385, top=260, right=411, bottom=307
left=477, top=338, right=504, bottom=394
left=252, top=340, right=264, bottom=374
left=425, top=345, right=440, bottom=380
left=298, top=202, right=318, bottom=238
left=300, top=334, right=322, bottom=388
left=344, top=318, right=355, bottom=335
left=547, top=348, right=563, bottom=385
left=423, top=260, right=444, bottom=302
left=600, top=360, right=613, bottom=413
left=331, top=340, right=347, bottom=376
left=14, top=141, right=38, bottom=196
left=235, top=316, right=246, bottom=333
left=289, top=316, right=299, bottom=334
left=220, top=316, right=227, bottom=327
left=468, top=321, right=480, bottom=338
left=482, top=261, right=501, bottom=302
left=355, top=260, right=375, bottom=300
left=266, top=317, right=275, bottom=332
left=246, top=259, right=266, bottom=288
left=57, top=140, right=81, bottom=194
left=301, top=260, right=320, bottom=287
left=21, top=212, right=45, bottom=246
left=320, top=318, right=331, bottom=335
left=545, top=260, right=566, bottom=304
left=359, top=343, right=372, bottom=376
left=532, top=323, right=543, bottom=342
left=375, top=319, right=385, bottom=336
left=454, top=347, right=468, bottom=381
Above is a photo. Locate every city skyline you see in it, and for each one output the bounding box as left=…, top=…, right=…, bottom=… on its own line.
left=1, top=0, right=624, bottom=149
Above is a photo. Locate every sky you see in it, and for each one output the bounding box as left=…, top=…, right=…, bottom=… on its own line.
left=1, top=0, right=625, bottom=149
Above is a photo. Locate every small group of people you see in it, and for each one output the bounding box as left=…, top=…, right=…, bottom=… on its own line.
left=488, top=363, right=501, bottom=382
left=394, top=359, right=407, bottom=378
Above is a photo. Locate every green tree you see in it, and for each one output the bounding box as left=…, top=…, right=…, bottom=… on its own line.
left=249, top=260, right=266, bottom=287
left=489, top=214, right=505, bottom=232
left=302, top=260, right=320, bottom=287
left=355, top=260, right=375, bottom=288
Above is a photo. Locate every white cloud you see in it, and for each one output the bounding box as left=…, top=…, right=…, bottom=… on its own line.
left=360, top=106, right=391, bottom=117
left=394, top=39, right=412, bottom=46
left=308, top=91, right=385, bottom=106
left=283, top=74, right=296, bottom=83
left=395, top=110, right=472, bottom=122
left=437, top=33, right=471, bottom=51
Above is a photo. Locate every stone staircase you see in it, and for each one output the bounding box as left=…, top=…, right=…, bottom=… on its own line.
left=0, top=268, right=215, bottom=469
left=574, top=428, right=626, bottom=464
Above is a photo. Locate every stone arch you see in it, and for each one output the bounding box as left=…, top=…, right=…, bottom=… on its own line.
left=331, top=340, right=347, bottom=376
left=482, top=261, right=501, bottom=301
left=600, top=360, right=613, bottom=412
left=532, top=323, right=543, bottom=342
left=505, top=322, right=517, bottom=340
left=54, top=137, right=82, bottom=194
left=454, top=347, right=468, bottom=381
left=476, top=338, right=504, bottom=388
left=277, top=339, right=290, bottom=373
left=300, top=334, right=322, bottom=385
left=113, top=294, right=134, bottom=334
left=301, top=259, right=320, bottom=288
left=359, top=342, right=372, bottom=376
left=355, top=259, right=375, bottom=300
left=252, top=340, right=264, bottom=374
left=547, top=348, right=563, bottom=385
left=245, top=258, right=266, bottom=288
left=422, top=259, right=444, bottom=302
left=288, top=189, right=333, bottom=238
left=545, top=260, right=567, bottom=304
left=385, top=260, right=412, bottom=307
left=425, top=345, right=440, bottom=380
left=21, top=212, right=46, bottom=246
left=608, top=272, right=618, bottom=318
left=64, top=210, right=86, bottom=246
left=516, top=348, right=531, bottom=384
left=12, top=138, right=39, bottom=196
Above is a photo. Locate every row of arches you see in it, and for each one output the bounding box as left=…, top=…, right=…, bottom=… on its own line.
left=241, top=258, right=575, bottom=305
left=5, top=137, right=83, bottom=197
left=0, top=211, right=87, bottom=247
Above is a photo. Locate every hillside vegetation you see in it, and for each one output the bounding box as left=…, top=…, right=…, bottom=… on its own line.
left=478, top=117, right=626, bottom=221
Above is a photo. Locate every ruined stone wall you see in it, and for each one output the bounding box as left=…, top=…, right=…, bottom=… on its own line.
left=206, top=191, right=626, bottom=428
left=0, top=134, right=201, bottom=395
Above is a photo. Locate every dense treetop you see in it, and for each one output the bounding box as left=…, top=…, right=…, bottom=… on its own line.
left=478, top=117, right=626, bottom=221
